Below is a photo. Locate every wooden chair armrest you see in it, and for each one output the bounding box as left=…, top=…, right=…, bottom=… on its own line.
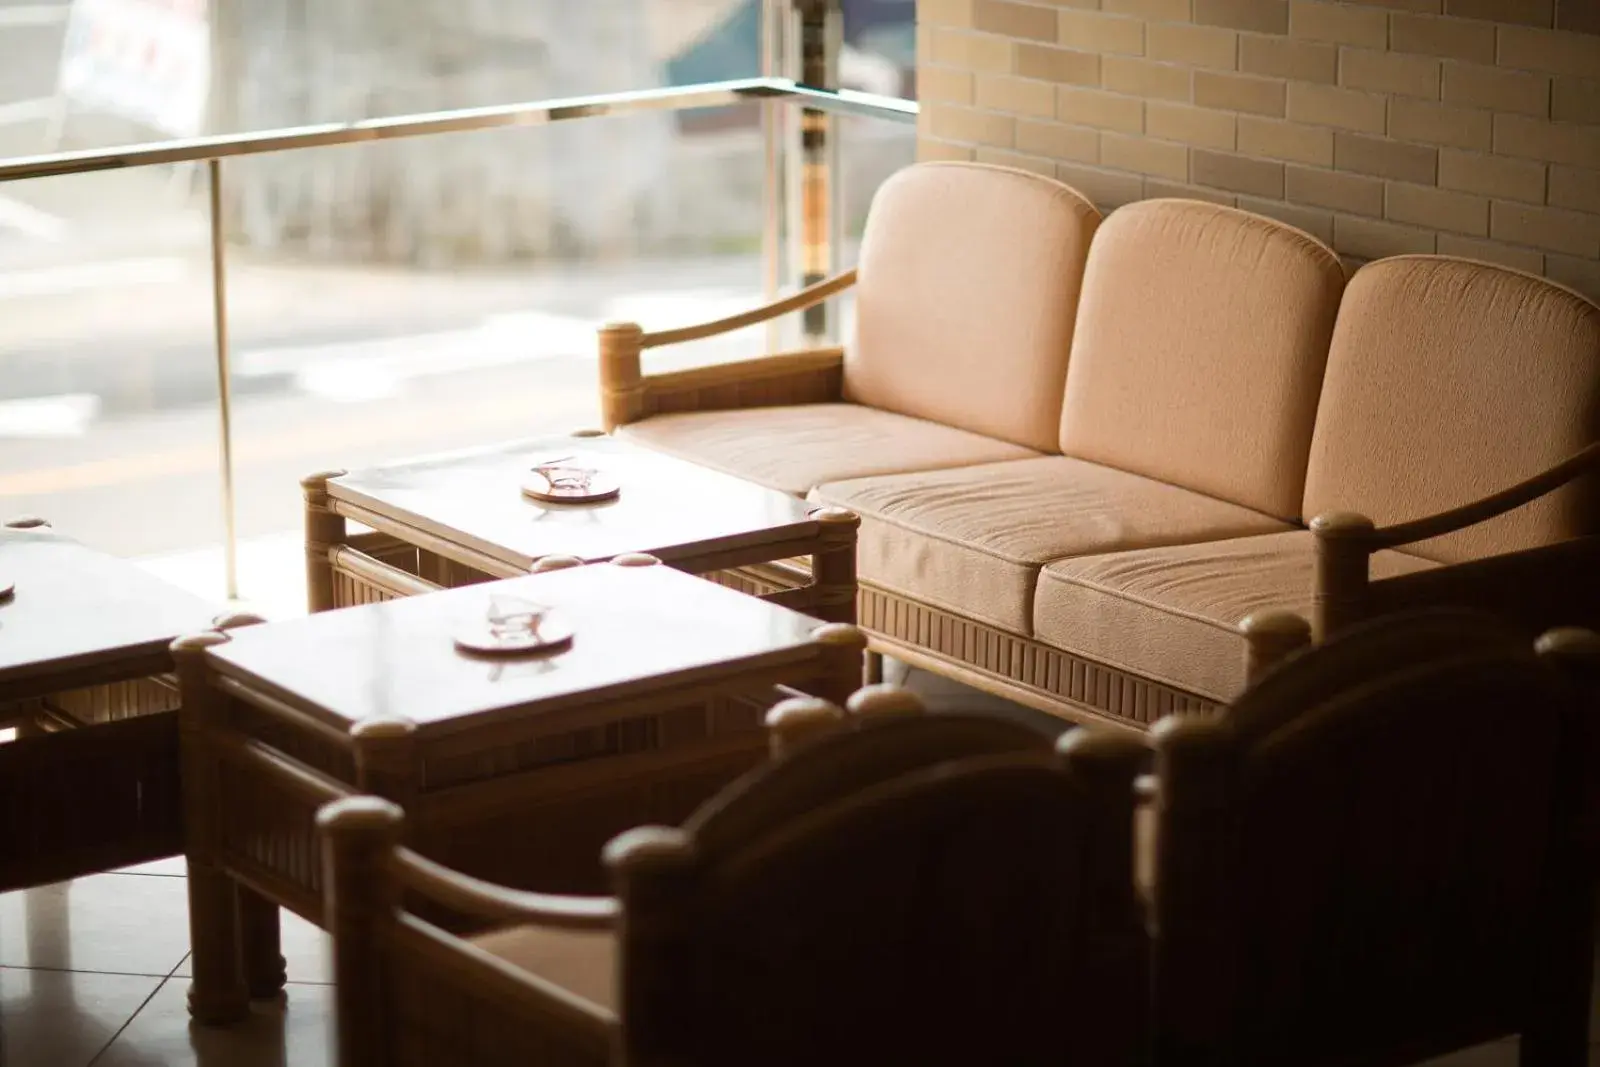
left=638, top=268, right=856, bottom=349
left=1366, top=536, right=1600, bottom=632
left=392, top=848, right=618, bottom=930
left=1320, top=442, right=1600, bottom=553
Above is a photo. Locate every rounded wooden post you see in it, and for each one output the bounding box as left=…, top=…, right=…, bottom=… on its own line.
left=612, top=553, right=661, bottom=568
left=351, top=718, right=420, bottom=811
left=318, top=796, right=406, bottom=1067
left=598, top=322, right=646, bottom=431
left=845, top=684, right=924, bottom=722
left=809, top=622, right=868, bottom=706
left=808, top=505, right=860, bottom=625
left=1310, top=512, right=1376, bottom=643
left=174, top=630, right=250, bottom=1025
left=764, top=696, right=845, bottom=759
left=3, top=516, right=49, bottom=529
left=604, top=825, right=694, bottom=1066
left=1240, top=610, right=1312, bottom=686
left=530, top=553, right=585, bottom=573
left=302, top=470, right=348, bottom=614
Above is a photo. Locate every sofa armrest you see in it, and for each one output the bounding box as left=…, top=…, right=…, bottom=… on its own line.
left=391, top=846, right=618, bottom=930
left=1309, top=441, right=1600, bottom=639
left=598, top=269, right=856, bottom=430
left=1366, top=536, right=1600, bottom=634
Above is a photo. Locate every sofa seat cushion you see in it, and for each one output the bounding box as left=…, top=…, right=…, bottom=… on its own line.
left=618, top=403, right=1038, bottom=497
left=1033, top=531, right=1439, bottom=701
left=470, top=924, right=617, bottom=1017
left=812, top=456, right=1289, bottom=636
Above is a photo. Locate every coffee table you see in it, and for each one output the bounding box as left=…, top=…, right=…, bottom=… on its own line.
left=0, top=518, right=221, bottom=890
left=176, top=556, right=867, bottom=1024
left=302, top=431, right=858, bottom=622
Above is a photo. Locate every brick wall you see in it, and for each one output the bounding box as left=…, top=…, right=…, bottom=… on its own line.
left=917, top=0, right=1600, bottom=302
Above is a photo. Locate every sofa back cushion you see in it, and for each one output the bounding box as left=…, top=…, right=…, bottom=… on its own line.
left=1302, top=256, right=1600, bottom=563
left=1057, top=200, right=1345, bottom=521
left=844, top=162, right=1101, bottom=453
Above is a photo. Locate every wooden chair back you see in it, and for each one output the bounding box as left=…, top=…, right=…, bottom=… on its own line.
left=609, top=725, right=1148, bottom=1067
left=1150, top=608, right=1599, bottom=1067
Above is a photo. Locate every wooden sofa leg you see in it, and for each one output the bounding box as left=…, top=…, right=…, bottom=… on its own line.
left=239, top=888, right=286, bottom=1000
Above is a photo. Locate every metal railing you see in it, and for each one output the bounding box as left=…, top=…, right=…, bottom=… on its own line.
left=0, top=76, right=917, bottom=598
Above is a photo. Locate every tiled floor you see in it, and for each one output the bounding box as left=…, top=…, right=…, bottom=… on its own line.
left=0, top=544, right=1591, bottom=1064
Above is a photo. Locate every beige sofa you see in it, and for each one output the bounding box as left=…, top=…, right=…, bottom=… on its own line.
left=597, top=162, right=1600, bottom=731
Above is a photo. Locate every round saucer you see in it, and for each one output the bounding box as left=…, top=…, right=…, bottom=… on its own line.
left=521, top=470, right=620, bottom=505
left=453, top=612, right=574, bottom=656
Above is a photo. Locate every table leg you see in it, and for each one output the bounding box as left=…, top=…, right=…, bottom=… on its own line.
left=865, top=651, right=885, bottom=686
left=811, top=623, right=869, bottom=706
left=808, top=507, right=860, bottom=625
left=186, top=861, right=248, bottom=1024
left=239, top=887, right=287, bottom=999
left=302, top=470, right=349, bottom=614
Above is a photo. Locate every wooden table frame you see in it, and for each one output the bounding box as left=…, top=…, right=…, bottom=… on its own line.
left=301, top=437, right=860, bottom=624
left=0, top=517, right=225, bottom=891
left=175, top=567, right=867, bottom=1026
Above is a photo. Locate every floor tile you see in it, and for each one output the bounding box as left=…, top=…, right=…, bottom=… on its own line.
left=1414, top=1040, right=1519, bottom=1067
left=172, top=906, right=331, bottom=984
left=0, top=874, right=190, bottom=976
left=0, top=967, right=162, bottom=1067
left=94, top=978, right=333, bottom=1067
left=112, top=856, right=187, bottom=878
left=900, top=664, right=1068, bottom=736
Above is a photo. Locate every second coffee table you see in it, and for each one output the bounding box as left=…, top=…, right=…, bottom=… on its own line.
left=303, top=432, right=857, bottom=621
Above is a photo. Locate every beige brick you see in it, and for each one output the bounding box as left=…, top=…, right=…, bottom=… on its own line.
left=1193, top=148, right=1286, bottom=196
left=975, top=147, right=1060, bottom=177
left=1551, top=76, right=1600, bottom=124
left=1388, top=98, right=1493, bottom=151
left=1334, top=132, right=1439, bottom=182
left=1490, top=201, right=1600, bottom=256
left=1334, top=214, right=1439, bottom=257
left=1438, top=149, right=1546, bottom=203
left=1440, top=61, right=1550, bottom=118
left=976, top=75, right=1059, bottom=117
left=1390, top=14, right=1495, bottom=63
left=1148, top=22, right=1240, bottom=71
left=1194, top=71, right=1287, bottom=116
left=1147, top=102, right=1239, bottom=149
left=927, top=103, right=1017, bottom=147
left=920, top=0, right=975, bottom=26
left=1016, top=44, right=1102, bottom=86
left=1435, top=234, right=1545, bottom=274
left=1102, top=57, right=1192, bottom=101
left=919, top=68, right=975, bottom=105
left=1239, top=115, right=1336, bottom=165
left=1146, top=180, right=1238, bottom=207
left=1362, top=0, right=1445, bottom=11
left=1058, top=10, right=1145, bottom=56
left=1493, top=114, right=1600, bottom=168
left=1104, top=0, right=1191, bottom=19
left=1057, top=86, right=1146, bottom=132
left=930, top=29, right=1014, bottom=74
left=1287, top=82, right=1388, bottom=133
left=1017, top=119, right=1102, bottom=163
left=1558, top=2, right=1600, bottom=36
left=1102, top=132, right=1192, bottom=179
left=1545, top=253, right=1600, bottom=305
left=917, top=139, right=977, bottom=163
left=1055, top=162, right=1147, bottom=208
left=1444, top=0, right=1553, bottom=27
left=1237, top=196, right=1337, bottom=243
left=1287, top=164, right=1386, bottom=215
left=1240, top=34, right=1338, bottom=85
left=974, top=0, right=1057, bottom=41
left=1548, top=164, right=1600, bottom=214
left=1340, top=48, right=1442, bottom=100
left=1196, top=0, right=1290, bottom=34
left=1386, top=181, right=1489, bottom=235
left=1289, top=1, right=1388, bottom=48
left=1497, top=25, right=1600, bottom=78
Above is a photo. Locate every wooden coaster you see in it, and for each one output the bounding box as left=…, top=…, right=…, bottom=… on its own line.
left=453, top=610, right=574, bottom=656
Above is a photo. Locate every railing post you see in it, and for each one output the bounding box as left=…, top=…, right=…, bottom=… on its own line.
left=790, top=0, right=843, bottom=345
left=1310, top=512, right=1376, bottom=643
left=207, top=158, right=239, bottom=602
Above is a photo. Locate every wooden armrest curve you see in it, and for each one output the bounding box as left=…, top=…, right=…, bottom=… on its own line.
left=638, top=268, right=857, bottom=349
left=392, top=848, right=618, bottom=930
left=1315, top=441, right=1600, bottom=552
